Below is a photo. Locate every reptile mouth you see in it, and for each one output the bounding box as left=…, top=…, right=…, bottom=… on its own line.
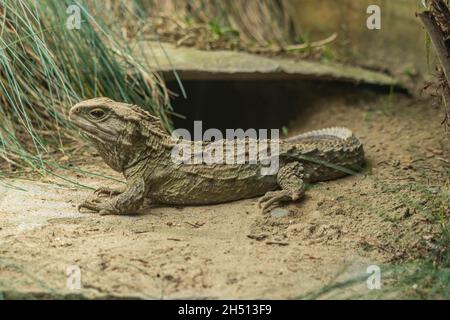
left=69, top=114, right=116, bottom=142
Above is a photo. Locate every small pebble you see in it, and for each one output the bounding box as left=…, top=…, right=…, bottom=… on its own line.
left=270, top=208, right=289, bottom=218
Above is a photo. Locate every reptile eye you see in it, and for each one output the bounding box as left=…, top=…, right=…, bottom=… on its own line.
left=89, top=108, right=106, bottom=119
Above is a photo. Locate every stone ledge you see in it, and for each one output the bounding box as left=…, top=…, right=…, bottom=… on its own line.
left=131, top=41, right=401, bottom=87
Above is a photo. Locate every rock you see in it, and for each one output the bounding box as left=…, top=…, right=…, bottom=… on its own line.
left=132, top=41, right=402, bottom=88
left=270, top=208, right=290, bottom=218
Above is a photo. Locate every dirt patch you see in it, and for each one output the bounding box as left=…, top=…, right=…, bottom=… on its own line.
left=0, top=93, right=448, bottom=299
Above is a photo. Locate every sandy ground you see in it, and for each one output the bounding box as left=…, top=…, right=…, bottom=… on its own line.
left=0, top=92, right=448, bottom=299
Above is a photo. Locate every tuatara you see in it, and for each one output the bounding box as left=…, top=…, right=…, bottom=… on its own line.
left=69, top=97, right=365, bottom=215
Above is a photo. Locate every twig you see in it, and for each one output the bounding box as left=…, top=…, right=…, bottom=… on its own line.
left=185, top=221, right=205, bottom=228
left=441, top=80, right=450, bottom=127
left=284, top=33, right=338, bottom=52
left=437, top=157, right=450, bottom=164
left=265, top=241, right=289, bottom=246
left=418, top=1, right=450, bottom=128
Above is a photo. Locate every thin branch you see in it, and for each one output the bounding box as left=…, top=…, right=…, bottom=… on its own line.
left=418, top=11, right=450, bottom=87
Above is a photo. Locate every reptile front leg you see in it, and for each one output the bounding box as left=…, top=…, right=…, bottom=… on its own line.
left=258, top=162, right=307, bottom=214
left=79, top=178, right=146, bottom=215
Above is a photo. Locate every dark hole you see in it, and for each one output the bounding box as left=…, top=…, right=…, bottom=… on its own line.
left=167, top=79, right=391, bottom=138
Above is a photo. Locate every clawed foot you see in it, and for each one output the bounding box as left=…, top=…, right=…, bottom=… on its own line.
left=78, top=198, right=117, bottom=215
left=258, top=190, right=301, bottom=214
left=94, top=186, right=124, bottom=198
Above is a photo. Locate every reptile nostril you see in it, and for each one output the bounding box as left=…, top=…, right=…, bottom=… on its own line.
left=69, top=106, right=80, bottom=119
left=73, top=106, right=82, bottom=114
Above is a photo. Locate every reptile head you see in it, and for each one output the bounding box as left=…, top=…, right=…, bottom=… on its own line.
left=69, top=97, right=167, bottom=171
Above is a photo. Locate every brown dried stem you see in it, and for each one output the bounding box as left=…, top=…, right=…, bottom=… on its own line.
left=418, top=0, right=450, bottom=128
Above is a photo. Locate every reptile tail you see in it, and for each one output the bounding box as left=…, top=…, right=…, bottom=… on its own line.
left=284, top=127, right=365, bottom=177
left=285, top=127, right=355, bottom=142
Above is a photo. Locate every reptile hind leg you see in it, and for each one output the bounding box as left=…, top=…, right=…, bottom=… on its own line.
left=258, top=162, right=307, bottom=214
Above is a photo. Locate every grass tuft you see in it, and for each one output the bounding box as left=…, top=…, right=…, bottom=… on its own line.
left=0, top=0, right=170, bottom=175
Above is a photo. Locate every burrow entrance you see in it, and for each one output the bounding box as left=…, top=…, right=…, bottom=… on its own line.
left=166, top=79, right=389, bottom=136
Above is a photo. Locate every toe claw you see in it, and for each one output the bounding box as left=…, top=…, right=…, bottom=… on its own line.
left=77, top=198, right=118, bottom=215
left=77, top=199, right=107, bottom=213
left=94, top=187, right=110, bottom=197
left=77, top=202, right=96, bottom=213
left=257, top=190, right=294, bottom=214
left=94, top=187, right=123, bottom=198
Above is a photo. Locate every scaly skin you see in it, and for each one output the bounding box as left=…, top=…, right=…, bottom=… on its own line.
left=69, top=97, right=365, bottom=215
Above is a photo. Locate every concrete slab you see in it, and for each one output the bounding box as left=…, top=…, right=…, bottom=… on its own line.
left=132, top=41, right=401, bottom=87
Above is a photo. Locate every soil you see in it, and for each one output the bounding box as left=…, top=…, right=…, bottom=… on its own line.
left=0, top=92, right=448, bottom=299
